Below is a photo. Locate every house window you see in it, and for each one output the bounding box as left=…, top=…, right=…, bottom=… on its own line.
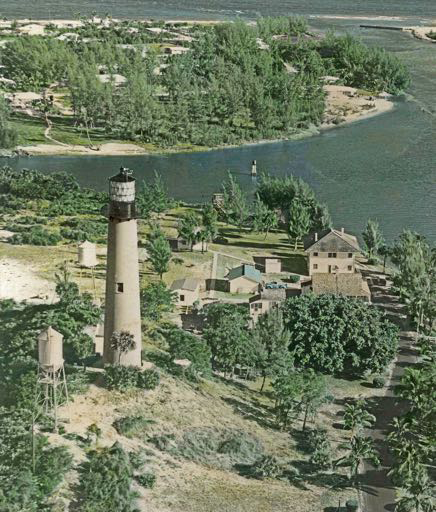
left=348, top=265, right=353, bottom=271
left=180, top=294, right=185, bottom=302
left=313, top=264, right=318, bottom=270
left=313, top=252, right=318, bottom=257
left=348, top=253, right=353, bottom=258
left=116, top=283, right=124, bottom=293
left=328, top=253, right=337, bottom=258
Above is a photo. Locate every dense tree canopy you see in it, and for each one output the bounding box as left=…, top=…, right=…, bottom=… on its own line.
left=0, top=18, right=409, bottom=148
left=282, top=294, right=398, bottom=376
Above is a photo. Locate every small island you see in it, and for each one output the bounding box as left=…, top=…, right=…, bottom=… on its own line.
left=0, top=15, right=410, bottom=156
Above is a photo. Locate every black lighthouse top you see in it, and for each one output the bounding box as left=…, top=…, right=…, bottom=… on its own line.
left=108, top=167, right=137, bottom=219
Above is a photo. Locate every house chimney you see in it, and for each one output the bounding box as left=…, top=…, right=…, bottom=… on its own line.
left=341, top=227, right=345, bottom=234
left=315, top=232, right=318, bottom=241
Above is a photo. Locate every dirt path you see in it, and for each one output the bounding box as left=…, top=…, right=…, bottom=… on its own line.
left=359, top=271, right=418, bottom=512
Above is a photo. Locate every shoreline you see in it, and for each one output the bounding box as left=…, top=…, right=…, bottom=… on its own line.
left=14, top=86, right=395, bottom=157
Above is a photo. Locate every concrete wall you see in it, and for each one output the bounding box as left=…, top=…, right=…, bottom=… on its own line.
left=308, top=252, right=355, bottom=275
left=265, top=259, right=282, bottom=274
left=104, top=218, right=142, bottom=366
left=175, top=288, right=199, bottom=307
left=229, top=276, right=259, bottom=294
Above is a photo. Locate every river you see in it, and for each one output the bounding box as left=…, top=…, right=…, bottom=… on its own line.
left=0, top=4, right=435, bottom=242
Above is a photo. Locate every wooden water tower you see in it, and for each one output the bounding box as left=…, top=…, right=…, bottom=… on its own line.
left=36, top=326, right=68, bottom=431
left=78, top=240, right=98, bottom=298
left=103, top=167, right=142, bottom=367
left=78, top=240, right=98, bottom=268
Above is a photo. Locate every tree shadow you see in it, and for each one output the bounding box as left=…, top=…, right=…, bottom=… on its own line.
left=221, top=395, right=275, bottom=430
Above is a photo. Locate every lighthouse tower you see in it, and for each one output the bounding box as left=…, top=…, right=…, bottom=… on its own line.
left=103, top=167, right=142, bottom=367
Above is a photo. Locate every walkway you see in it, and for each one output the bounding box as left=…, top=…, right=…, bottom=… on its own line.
left=359, top=270, right=418, bottom=512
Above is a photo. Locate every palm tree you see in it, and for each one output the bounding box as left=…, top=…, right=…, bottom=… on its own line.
left=396, top=466, right=435, bottom=512
left=110, top=330, right=136, bottom=364
left=343, top=401, right=376, bottom=438
left=336, top=435, right=380, bottom=483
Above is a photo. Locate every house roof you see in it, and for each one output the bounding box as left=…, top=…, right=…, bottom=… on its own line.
left=303, top=229, right=360, bottom=253
left=170, top=278, right=201, bottom=292
left=311, top=273, right=370, bottom=298
left=227, top=264, right=262, bottom=283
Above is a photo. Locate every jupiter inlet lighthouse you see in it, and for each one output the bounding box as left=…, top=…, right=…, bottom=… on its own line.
left=103, top=167, right=142, bottom=366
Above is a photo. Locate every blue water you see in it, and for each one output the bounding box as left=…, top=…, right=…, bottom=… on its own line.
left=0, top=1, right=435, bottom=21
left=1, top=2, right=435, bottom=242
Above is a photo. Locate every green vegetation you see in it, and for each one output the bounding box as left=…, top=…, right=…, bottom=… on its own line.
left=141, top=281, right=176, bottom=321
left=282, top=294, right=399, bottom=376
left=0, top=94, right=17, bottom=148
left=390, top=230, right=435, bottom=334
left=77, top=442, right=137, bottom=512
left=0, top=408, right=73, bottom=511
left=113, top=415, right=155, bottom=438
left=362, top=218, right=384, bottom=263
left=0, top=17, right=409, bottom=150
left=104, top=365, right=160, bottom=392
left=166, top=327, right=212, bottom=378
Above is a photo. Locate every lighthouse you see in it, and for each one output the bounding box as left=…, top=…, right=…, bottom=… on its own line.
left=103, top=167, right=142, bottom=366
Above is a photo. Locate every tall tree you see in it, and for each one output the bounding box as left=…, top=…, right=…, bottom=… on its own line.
left=221, top=172, right=249, bottom=230
left=251, top=194, right=278, bottom=239
left=362, top=219, right=384, bottom=263
left=140, top=281, right=175, bottom=322
left=0, top=95, right=17, bottom=149
left=251, top=308, right=292, bottom=392
left=177, top=211, right=200, bottom=250
left=146, top=229, right=172, bottom=279
left=287, top=199, right=311, bottom=249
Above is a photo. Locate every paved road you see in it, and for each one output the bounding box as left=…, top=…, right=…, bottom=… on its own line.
left=360, top=271, right=418, bottom=512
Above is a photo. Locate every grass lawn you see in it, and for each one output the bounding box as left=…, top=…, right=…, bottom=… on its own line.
left=10, top=115, right=46, bottom=145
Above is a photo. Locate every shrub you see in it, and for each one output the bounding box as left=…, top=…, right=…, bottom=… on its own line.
left=166, top=327, right=212, bottom=378
left=105, top=365, right=160, bottom=392
left=346, top=499, right=359, bottom=511
left=137, top=368, right=160, bottom=390
left=288, top=274, right=300, bottom=283
left=104, top=365, right=140, bottom=391
left=76, top=442, right=136, bottom=512
left=135, top=472, right=156, bottom=488
left=373, top=376, right=386, bottom=388
left=113, top=415, right=155, bottom=438
left=10, top=226, right=62, bottom=245
left=250, top=455, right=282, bottom=479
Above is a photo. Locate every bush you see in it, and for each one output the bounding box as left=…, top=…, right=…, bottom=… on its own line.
left=250, top=455, right=282, bottom=479
left=76, top=442, right=136, bottom=512
left=105, top=365, right=160, bottom=392
left=137, top=368, right=160, bottom=390
left=166, top=327, right=212, bottom=378
left=346, top=499, right=359, bottom=511
left=135, top=472, right=156, bottom=488
left=288, top=274, right=300, bottom=283
left=113, top=415, right=155, bottom=438
left=373, top=376, right=386, bottom=388
left=104, top=365, right=140, bottom=391
left=10, top=226, right=62, bottom=245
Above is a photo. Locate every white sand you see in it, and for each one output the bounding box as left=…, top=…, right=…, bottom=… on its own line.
left=403, top=26, right=436, bottom=43
left=322, top=84, right=393, bottom=128
left=0, top=258, right=56, bottom=303
left=17, top=142, right=148, bottom=156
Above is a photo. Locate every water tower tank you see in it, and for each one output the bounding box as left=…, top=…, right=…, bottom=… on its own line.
left=38, top=326, right=64, bottom=370
left=78, top=240, right=98, bottom=268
